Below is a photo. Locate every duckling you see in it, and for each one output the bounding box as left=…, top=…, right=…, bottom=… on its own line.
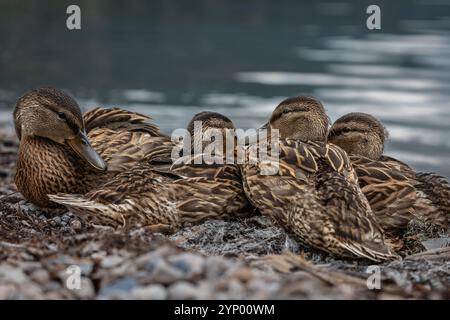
left=241, top=96, right=397, bottom=262
left=328, top=112, right=449, bottom=232
left=49, top=111, right=251, bottom=229
left=14, top=86, right=171, bottom=208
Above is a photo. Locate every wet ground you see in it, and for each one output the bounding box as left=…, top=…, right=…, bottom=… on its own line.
left=1, top=131, right=449, bottom=299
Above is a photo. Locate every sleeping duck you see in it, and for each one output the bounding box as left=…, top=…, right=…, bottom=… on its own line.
left=328, top=112, right=449, bottom=233
left=240, top=96, right=397, bottom=262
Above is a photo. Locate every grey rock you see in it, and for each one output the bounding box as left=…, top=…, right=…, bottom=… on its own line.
left=0, top=265, right=28, bottom=284
left=168, top=253, right=205, bottom=279
left=71, top=277, right=96, bottom=299
left=421, top=237, right=450, bottom=250
left=167, top=281, right=201, bottom=300
left=204, top=256, right=234, bottom=279
left=131, top=284, right=167, bottom=300
left=52, top=216, right=62, bottom=225
left=70, top=219, right=82, bottom=230
left=101, top=255, right=124, bottom=269
left=19, top=282, right=45, bottom=299
left=0, top=284, right=17, bottom=299
left=30, top=269, right=50, bottom=285
left=150, top=258, right=185, bottom=284
left=98, top=276, right=137, bottom=297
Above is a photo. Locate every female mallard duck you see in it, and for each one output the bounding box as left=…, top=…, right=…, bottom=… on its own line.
left=49, top=111, right=251, bottom=229
left=241, top=96, right=397, bottom=262
left=169, top=111, right=252, bottom=223
left=14, top=86, right=172, bottom=209
left=328, top=112, right=449, bottom=232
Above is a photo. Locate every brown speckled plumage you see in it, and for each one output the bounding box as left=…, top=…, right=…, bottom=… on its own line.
left=241, top=97, right=397, bottom=262
left=16, top=136, right=104, bottom=208
left=329, top=113, right=449, bottom=232
left=14, top=87, right=171, bottom=209
left=49, top=111, right=251, bottom=229
left=170, top=111, right=252, bottom=223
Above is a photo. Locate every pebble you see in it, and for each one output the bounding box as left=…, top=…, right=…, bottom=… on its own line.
left=131, top=284, right=167, bottom=300
left=205, top=256, right=233, bottom=279
left=0, top=284, right=16, bottom=299
left=99, top=276, right=137, bottom=296
left=70, top=219, right=82, bottom=230
left=19, top=282, right=45, bottom=299
left=0, top=265, right=28, bottom=284
left=30, top=269, right=50, bottom=285
left=52, top=216, right=62, bottom=225
left=72, top=277, right=96, bottom=299
left=168, top=253, right=205, bottom=279
left=101, top=255, right=124, bottom=269
left=149, top=258, right=185, bottom=284
left=167, top=281, right=201, bottom=300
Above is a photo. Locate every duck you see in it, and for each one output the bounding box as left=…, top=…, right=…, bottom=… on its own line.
left=240, top=96, right=397, bottom=262
left=49, top=111, right=252, bottom=229
left=168, top=111, right=253, bottom=223
left=328, top=112, right=449, bottom=232
left=14, top=86, right=172, bottom=209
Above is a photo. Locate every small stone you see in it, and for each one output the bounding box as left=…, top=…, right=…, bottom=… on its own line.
left=101, top=255, right=124, bottom=269
left=0, top=265, right=28, bottom=284
left=30, top=269, right=50, bottom=285
left=20, top=282, right=44, bottom=299
left=70, top=220, right=82, bottom=230
left=131, top=284, right=167, bottom=300
left=226, top=279, right=245, bottom=298
left=205, top=256, right=232, bottom=279
left=82, top=241, right=101, bottom=256
left=168, top=253, right=205, bottom=279
left=98, top=276, right=137, bottom=298
left=167, top=281, right=200, bottom=300
left=150, top=258, right=185, bottom=284
left=53, top=216, right=62, bottom=225
left=71, top=277, right=95, bottom=299
left=0, top=284, right=16, bottom=299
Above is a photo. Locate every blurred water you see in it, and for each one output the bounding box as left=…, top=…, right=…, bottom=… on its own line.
left=0, top=0, right=449, bottom=177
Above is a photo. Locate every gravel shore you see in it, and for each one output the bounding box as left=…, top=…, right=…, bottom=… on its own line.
left=1, top=131, right=449, bottom=299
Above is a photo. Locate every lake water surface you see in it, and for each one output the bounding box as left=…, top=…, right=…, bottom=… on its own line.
left=1, top=0, right=449, bottom=177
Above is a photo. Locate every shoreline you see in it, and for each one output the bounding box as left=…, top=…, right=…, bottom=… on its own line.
left=0, top=131, right=449, bottom=299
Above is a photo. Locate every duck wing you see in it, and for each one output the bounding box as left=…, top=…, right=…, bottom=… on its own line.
left=350, top=155, right=418, bottom=232
left=369, top=155, right=447, bottom=228
left=82, top=108, right=175, bottom=172
left=49, top=164, right=179, bottom=230
left=167, top=153, right=252, bottom=223
left=414, top=172, right=450, bottom=226
left=84, top=107, right=165, bottom=137
left=241, top=140, right=397, bottom=262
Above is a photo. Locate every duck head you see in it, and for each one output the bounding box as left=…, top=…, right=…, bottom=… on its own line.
left=328, top=112, right=387, bottom=160
left=267, top=96, right=329, bottom=142
left=187, top=111, right=236, bottom=153
left=13, top=87, right=107, bottom=171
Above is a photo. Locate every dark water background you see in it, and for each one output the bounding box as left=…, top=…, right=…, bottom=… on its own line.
left=0, top=0, right=449, bottom=177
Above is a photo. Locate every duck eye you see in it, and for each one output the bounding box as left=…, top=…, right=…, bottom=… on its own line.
left=57, top=112, right=66, bottom=120
left=342, top=127, right=351, bottom=133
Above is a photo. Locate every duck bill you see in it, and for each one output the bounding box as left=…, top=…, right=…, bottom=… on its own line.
left=66, top=131, right=107, bottom=171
